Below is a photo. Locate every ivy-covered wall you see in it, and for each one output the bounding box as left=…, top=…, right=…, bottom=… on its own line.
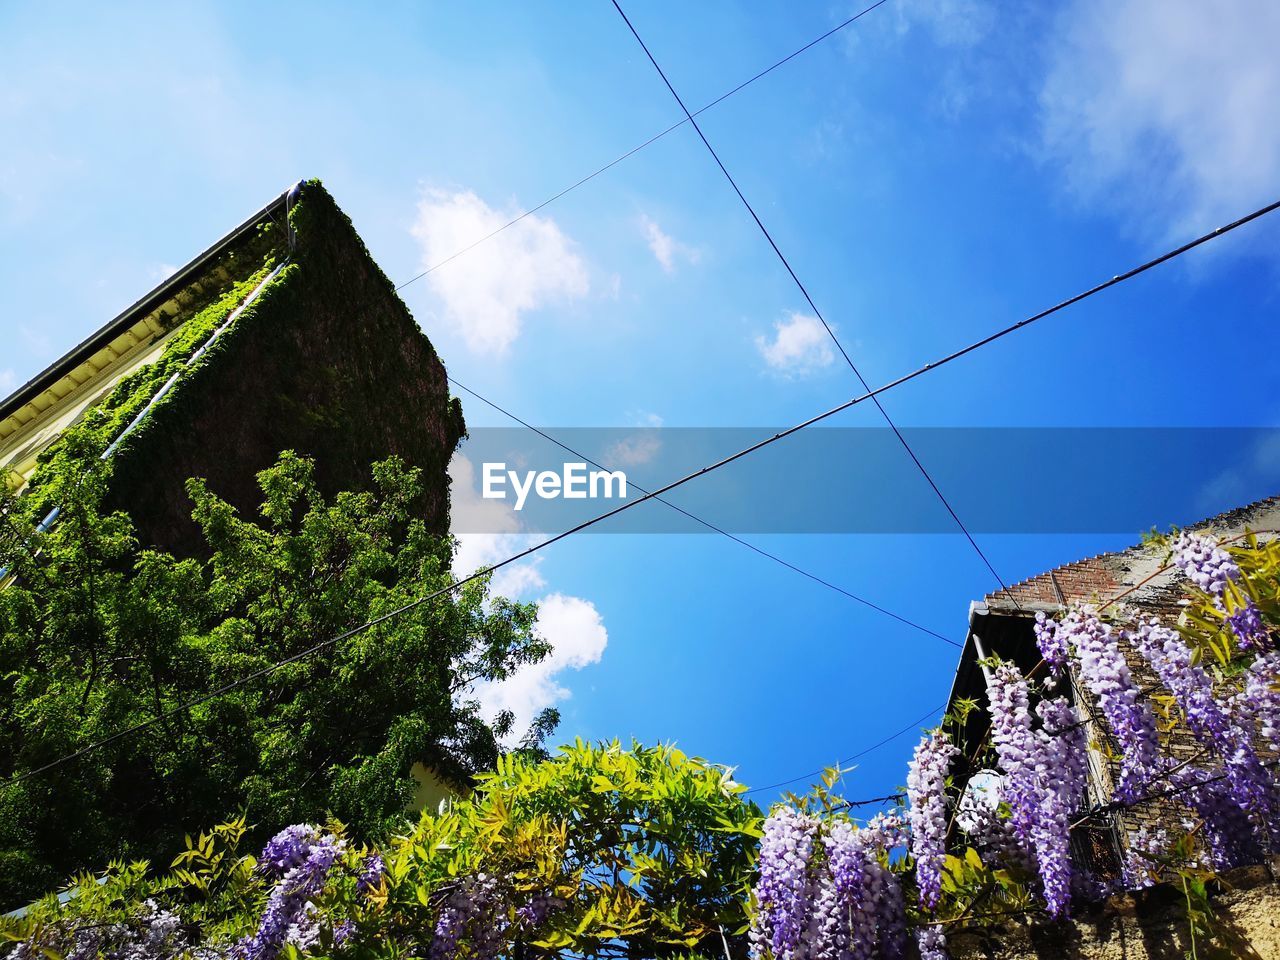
left=27, top=180, right=464, bottom=556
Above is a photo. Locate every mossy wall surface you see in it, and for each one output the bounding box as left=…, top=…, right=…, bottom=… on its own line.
left=40, top=181, right=464, bottom=555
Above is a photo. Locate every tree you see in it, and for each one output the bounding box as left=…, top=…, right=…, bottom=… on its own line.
left=0, top=449, right=550, bottom=906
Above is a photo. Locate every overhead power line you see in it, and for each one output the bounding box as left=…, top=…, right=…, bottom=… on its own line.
left=7, top=193, right=1278, bottom=788
left=744, top=701, right=946, bottom=796
left=394, top=0, right=891, bottom=292
left=609, top=0, right=1017, bottom=607
left=448, top=375, right=958, bottom=648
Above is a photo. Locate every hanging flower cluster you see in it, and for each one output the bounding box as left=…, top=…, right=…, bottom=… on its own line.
left=750, top=809, right=907, bottom=960
left=430, top=874, right=508, bottom=960
left=8, top=900, right=190, bottom=960
left=238, top=826, right=348, bottom=960
left=1172, top=531, right=1240, bottom=596
left=906, top=731, right=957, bottom=910
left=1246, top=652, right=1280, bottom=753
left=1168, top=767, right=1263, bottom=870
left=1051, top=608, right=1160, bottom=801
left=425, top=870, right=565, bottom=960
left=1033, top=612, right=1068, bottom=676
left=1031, top=696, right=1088, bottom=916
left=955, top=777, right=1028, bottom=872
left=1173, top=530, right=1269, bottom=648
left=986, top=664, right=1086, bottom=916
left=753, top=807, right=818, bottom=960
left=1132, top=620, right=1277, bottom=841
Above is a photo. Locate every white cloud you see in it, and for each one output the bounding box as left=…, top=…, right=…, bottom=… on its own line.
left=449, top=452, right=545, bottom=599
left=0, top=369, right=17, bottom=396
left=754, top=312, right=837, bottom=376
left=638, top=214, right=699, bottom=273
left=411, top=189, right=589, bottom=355
left=450, top=452, right=609, bottom=741
left=473, top=593, right=608, bottom=739
left=1039, top=0, right=1280, bottom=236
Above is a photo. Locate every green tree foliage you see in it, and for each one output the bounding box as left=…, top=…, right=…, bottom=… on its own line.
left=0, top=450, right=549, bottom=907
left=0, top=742, right=763, bottom=960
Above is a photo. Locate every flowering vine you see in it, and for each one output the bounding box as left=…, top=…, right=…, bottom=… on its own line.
left=906, top=731, right=957, bottom=910
left=1053, top=608, right=1160, bottom=802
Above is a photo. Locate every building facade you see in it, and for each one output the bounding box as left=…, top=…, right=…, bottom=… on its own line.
left=945, top=496, right=1280, bottom=883
left=1, top=179, right=469, bottom=804
left=1, top=179, right=464, bottom=556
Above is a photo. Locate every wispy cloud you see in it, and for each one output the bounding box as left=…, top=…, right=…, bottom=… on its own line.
left=638, top=214, right=700, bottom=273
left=412, top=189, right=589, bottom=355
left=887, top=0, right=995, bottom=48
left=1039, top=0, right=1280, bottom=237
left=605, top=433, right=661, bottom=468
left=0, top=369, right=17, bottom=397
left=1197, top=431, right=1280, bottom=515
left=754, top=312, right=837, bottom=377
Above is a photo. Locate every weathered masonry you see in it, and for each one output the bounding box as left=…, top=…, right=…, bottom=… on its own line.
left=0, top=180, right=465, bottom=556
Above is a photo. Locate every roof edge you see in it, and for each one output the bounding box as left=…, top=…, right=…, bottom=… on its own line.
left=0, top=182, right=300, bottom=423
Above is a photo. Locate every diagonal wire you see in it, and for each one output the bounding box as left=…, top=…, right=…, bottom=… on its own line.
left=609, top=0, right=1019, bottom=605
left=394, top=0, right=891, bottom=292
left=448, top=375, right=957, bottom=647
left=744, top=701, right=945, bottom=795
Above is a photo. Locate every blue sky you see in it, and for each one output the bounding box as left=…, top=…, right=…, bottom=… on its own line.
left=3, top=1, right=1280, bottom=809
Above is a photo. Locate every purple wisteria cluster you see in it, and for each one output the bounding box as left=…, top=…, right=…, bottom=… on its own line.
left=1033, top=612, right=1069, bottom=677
left=1246, top=653, right=1280, bottom=753
left=1169, top=767, right=1262, bottom=870
left=515, top=889, right=567, bottom=930
left=1172, top=531, right=1240, bottom=596
left=986, top=664, right=1088, bottom=917
left=357, top=852, right=386, bottom=894
left=1032, top=697, right=1088, bottom=916
left=429, top=874, right=507, bottom=960
left=1053, top=608, right=1160, bottom=801
left=956, top=780, right=1028, bottom=873
left=750, top=809, right=908, bottom=960
left=915, top=924, right=947, bottom=960
left=10, top=900, right=193, bottom=960
left=906, top=731, right=957, bottom=910
left=1172, top=531, right=1268, bottom=649
left=752, top=807, right=818, bottom=960
left=1132, top=620, right=1277, bottom=844
left=238, top=825, right=347, bottom=960
left=988, top=663, right=1043, bottom=844
left=426, top=871, right=564, bottom=960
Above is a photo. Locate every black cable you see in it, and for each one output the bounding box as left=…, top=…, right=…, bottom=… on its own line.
left=448, top=375, right=957, bottom=648
left=1072, top=758, right=1280, bottom=828
left=394, top=0, right=890, bottom=292
left=609, top=0, right=1019, bottom=606
left=7, top=193, right=1278, bottom=788
left=744, top=701, right=945, bottom=795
